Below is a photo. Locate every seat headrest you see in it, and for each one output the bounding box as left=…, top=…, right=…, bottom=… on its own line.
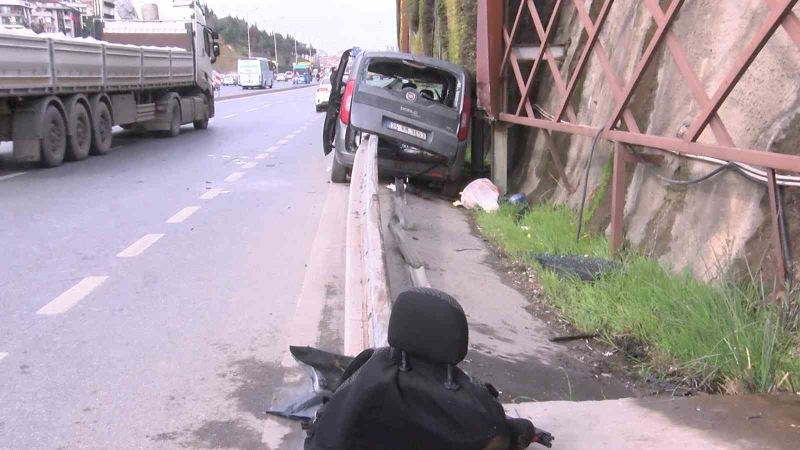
left=387, top=288, right=468, bottom=365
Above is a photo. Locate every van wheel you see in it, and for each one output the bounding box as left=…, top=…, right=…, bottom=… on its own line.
left=331, top=156, right=348, bottom=183
left=90, top=101, right=113, bottom=155
left=166, top=101, right=181, bottom=137
left=40, top=105, right=67, bottom=167
left=67, top=103, right=91, bottom=161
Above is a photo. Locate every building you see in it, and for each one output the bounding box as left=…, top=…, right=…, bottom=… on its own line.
left=30, top=1, right=81, bottom=36
left=85, top=0, right=112, bottom=18
left=0, top=0, right=33, bottom=28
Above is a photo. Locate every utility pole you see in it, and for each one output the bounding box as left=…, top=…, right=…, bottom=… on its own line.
left=294, top=35, right=298, bottom=63
left=273, top=32, right=279, bottom=70
left=247, top=20, right=251, bottom=57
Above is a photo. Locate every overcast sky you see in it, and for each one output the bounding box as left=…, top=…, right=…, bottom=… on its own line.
left=202, top=0, right=397, bottom=54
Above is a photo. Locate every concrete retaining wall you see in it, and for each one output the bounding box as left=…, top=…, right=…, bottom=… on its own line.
left=510, top=0, right=800, bottom=281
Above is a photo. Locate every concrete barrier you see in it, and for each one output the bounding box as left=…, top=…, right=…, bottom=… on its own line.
left=343, top=134, right=392, bottom=355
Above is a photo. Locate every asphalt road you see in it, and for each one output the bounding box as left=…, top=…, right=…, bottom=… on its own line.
left=0, top=85, right=343, bottom=448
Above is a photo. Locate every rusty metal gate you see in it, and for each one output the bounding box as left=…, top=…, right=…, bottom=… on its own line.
left=476, top=0, right=800, bottom=283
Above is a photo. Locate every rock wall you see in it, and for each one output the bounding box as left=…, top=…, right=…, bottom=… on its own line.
left=509, top=0, right=800, bottom=282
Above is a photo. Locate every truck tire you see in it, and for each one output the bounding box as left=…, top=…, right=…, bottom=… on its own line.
left=331, top=155, right=348, bottom=183
left=90, top=102, right=113, bottom=155
left=166, top=101, right=181, bottom=137
left=40, top=105, right=67, bottom=167
left=66, top=103, right=91, bottom=161
left=193, top=109, right=209, bottom=130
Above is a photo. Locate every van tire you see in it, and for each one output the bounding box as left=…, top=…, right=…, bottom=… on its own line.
left=331, top=156, right=348, bottom=183
left=40, top=105, right=67, bottom=167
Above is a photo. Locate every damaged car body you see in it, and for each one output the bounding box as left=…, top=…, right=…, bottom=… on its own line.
left=323, top=49, right=472, bottom=184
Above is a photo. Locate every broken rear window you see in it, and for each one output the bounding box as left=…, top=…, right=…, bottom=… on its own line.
left=363, top=59, right=459, bottom=108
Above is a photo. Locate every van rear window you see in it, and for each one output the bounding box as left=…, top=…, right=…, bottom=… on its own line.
left=363, top=59, right=459, bottom=108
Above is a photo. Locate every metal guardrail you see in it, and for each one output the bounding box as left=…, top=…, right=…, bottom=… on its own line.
left=344, top=134, right=392, bottom=355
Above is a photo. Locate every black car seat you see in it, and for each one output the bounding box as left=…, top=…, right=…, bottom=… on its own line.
left=303, top=288, right=547, bottom=450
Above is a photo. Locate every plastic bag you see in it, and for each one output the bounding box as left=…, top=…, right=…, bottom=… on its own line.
left=459, top=178, right=500, bottom=211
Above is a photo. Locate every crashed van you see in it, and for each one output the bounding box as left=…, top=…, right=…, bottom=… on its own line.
left=323, top=50, right=472, bottom=185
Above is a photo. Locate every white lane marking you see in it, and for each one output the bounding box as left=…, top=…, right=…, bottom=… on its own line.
left=265, top=145, right=280, bottom=152
left=260, top=104, right=272, bottom=109
left=200, top=188, right=228, bottom=200
left=255, top=153, right=269, bottom=160
left=222, top=114, right=238, bottom=119
left=277, top=139, right=289, bottom=145
left=225, top=172, right=245, bottom=182
left=242, top=162, right=258, bottom=169
left=0, top=172, right=26, bottom=181
left=0, top=352, right=8, bottom=362
left=117, top=233, right=165, bottom=257
left=245, top=107, right=259, bottom=112
left=166, top=206, right=200, bottom=224
left=37, top=276, right=109, bottom=315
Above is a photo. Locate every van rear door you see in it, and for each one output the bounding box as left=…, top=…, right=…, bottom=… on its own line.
left=348, top=57, right=466, bottom=162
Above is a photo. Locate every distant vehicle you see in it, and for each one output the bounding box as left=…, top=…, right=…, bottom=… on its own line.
left=0, top=3, right=220, bottom=168
left=285, top=71, right=293, bottom=79
left=292, top=62, right=311, bottom=84
left=276, top=73, right=286, bottom=82
left=314, top=79, right=331, bottom=112
left=323, top=50, right=472, bottom=185
left=222, top=73, right=237, bottom=85
left=238, top=57, right=275, bottom=89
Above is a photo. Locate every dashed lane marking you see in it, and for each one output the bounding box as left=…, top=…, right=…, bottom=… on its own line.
left=117, top=234, right=165, bottom=257
left=245, top=107, right=259, bottom=112
left=255, top=154, right=269, bottom=160
left=0, top=352, right=7, bottom=362
left=221, top=114, right=238, bottom=119
left=200, top=188, right=228, bottom=200
left=37, top=276, right=109, bottom=315
left=242, top=162, right=258, bottom=169
left=265, top=145, right=280, bottom=152
left=166, top=206, right=200, bottom=224
left=0, top=172, right=26, bottom=181
left=225, top=172, right=245, bottom=182
left=277, top=139, right=289, bottom=145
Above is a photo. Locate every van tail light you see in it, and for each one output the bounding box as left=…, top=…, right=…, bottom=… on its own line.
left=457, top=95, right=472, bottom=141
left=340, top=80, right=356, bottom=125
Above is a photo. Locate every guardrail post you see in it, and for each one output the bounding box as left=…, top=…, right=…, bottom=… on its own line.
left=492, top=122, right=509, bottom=195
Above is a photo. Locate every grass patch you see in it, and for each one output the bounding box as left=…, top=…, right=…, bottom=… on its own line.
left=477, top=204, right=800, bottom=393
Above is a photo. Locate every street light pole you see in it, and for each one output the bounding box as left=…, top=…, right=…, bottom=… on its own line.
left=273, top=32, right=279, bottom=69
left=294, top=33, right=297, bottom=63
left=247, top=20, right=251, bottom=57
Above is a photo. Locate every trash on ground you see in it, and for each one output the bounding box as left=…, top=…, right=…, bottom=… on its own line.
left=534, top=254, right=621, bottom=281
left=505, top=192, right=529, bottom=206
left=459, top=178, right=500, bottom=212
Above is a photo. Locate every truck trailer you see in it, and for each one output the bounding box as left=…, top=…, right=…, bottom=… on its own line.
left=0, top=3, right=220, bottom=168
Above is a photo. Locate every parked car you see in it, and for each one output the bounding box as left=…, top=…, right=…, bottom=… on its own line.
left=222, top=73, right=237, bottom=85
left=276, top=73, right=286, bottom=82
left=322, top=50, right=472, bottom=185
left=314, top=79, right=332, bottom=112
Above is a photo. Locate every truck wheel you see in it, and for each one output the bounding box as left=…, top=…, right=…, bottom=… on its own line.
left=40, top=105, right=67, bottom=167
left=67, top=103, right=91, bottom=161
left=166, top=101, right=181, bottom=137
left=331, top=155, right=348, bottom=183
left=193, top=110, right=209, bottom=130
left=90, top=102, right=113, bottom=155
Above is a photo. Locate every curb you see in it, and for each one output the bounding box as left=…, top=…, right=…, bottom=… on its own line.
left=343, top=135, right=392, bottom=355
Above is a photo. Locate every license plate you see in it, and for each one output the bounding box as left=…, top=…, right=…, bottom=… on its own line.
left=386, top=121, right=426, bottom=140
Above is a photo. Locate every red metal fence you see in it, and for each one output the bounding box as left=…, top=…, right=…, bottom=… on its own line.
left=476, top=0, right=800, bottom=283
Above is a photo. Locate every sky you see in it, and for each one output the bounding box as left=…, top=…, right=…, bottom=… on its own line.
left=202, top=0, right=397, bottom=54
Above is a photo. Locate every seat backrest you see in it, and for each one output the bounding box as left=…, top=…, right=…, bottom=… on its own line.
left=387, top=288, right=469, bottom=366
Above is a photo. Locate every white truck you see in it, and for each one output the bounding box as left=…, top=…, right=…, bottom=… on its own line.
left=0, top=3, right=220, bottom=167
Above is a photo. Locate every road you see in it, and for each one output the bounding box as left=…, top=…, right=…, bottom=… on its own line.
left=0, top=85, right=344, bottom=448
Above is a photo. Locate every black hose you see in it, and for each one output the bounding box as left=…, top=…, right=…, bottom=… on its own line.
left=656, top=163, right=732, bottom=185
left=576, top=126, right=605, bottom=242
